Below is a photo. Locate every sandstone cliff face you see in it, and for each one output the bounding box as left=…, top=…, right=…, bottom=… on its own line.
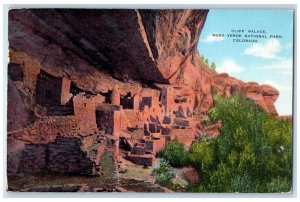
left=8, top=9, right=279, bottom=122
left=210, top=73, right=279, bottom=115
left=9, top=9, right=207, bottom=85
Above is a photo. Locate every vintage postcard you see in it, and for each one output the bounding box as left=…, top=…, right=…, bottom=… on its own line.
left=6, top=8, right=293, bottom=193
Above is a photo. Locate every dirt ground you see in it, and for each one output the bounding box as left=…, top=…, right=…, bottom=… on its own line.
left=7, top=173, right=166, bottom=192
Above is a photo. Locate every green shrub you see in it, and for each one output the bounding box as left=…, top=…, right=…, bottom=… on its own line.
left=189, top=139, right=215, bottom=169
left=162, top=140, right=189, bottom=167
left=210, top=62, right=216, bottom=70
left=229, top=173, right=258, bottom=193
left=188, top=93, right=292, bottom=192
left=152, top=159, right=180, bottom=190
left=266, top=177, right=291, bottom=193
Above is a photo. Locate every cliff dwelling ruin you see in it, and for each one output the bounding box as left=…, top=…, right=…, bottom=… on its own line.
left=6, top=9, right=285, bottom=192
left=33, top=68, right=198, bottom=167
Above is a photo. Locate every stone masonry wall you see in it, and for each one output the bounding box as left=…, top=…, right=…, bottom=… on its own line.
left=73, top=93, right=97, bottom=133
left=170, top=128, right=195, bottom=148
left=123, top=110, right=144, bottom=129
left=17, top=136, right=97, bottom=175
left=18, top=144, right=47, bottom=173
left=126, top=153, right=153, bottom=166
left=60, top=78, right=73, bottom=105
left=96, top=105, right=116, bottom=135
left=47, top=137, right=95, bottom=175
left=9, top=49, right=41, bottom=112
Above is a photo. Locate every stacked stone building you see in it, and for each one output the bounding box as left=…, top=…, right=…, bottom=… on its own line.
left=31, top=68, right=198, bottom=166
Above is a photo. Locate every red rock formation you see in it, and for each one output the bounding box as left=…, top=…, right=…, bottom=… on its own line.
left=183, top=168, right=200, bottom=184
left=278, top=115, right=293, bottom=122
left=7, top=9, right=284, bottom=186
left=7, top=78, right=33, bottom=132
left=8, top=9, right=279, bottom=116
left=9, top=9, right=207, bottom=85
left=211, top=75, right=279, bottom=115
left=261, top=84, right=280, bottom=115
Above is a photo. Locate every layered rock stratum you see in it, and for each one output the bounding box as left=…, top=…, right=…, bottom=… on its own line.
left=8, top=9, right=279, bottom=122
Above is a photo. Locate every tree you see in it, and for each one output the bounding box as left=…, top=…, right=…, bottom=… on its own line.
left=204, top=58, right=209, bottom=66
left=162, top=140, right=189, bottom=167
left=188, top=93, right=292, bottom=193
left=210, top=62, right=216, bottom=70
left=200, top=54, right=205, bottom=61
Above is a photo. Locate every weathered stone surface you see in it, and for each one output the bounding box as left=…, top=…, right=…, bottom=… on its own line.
left=261, top=85, right=280, bottom=114
left=47, top=137, right=95, bottom=175
left=9, top=134, right=114, bottom=176
left=211, top=76, right=279, bottom=115
left=174, top=119, right=190, bottom=127
left=18, top=144, right=47, bottom=173
left=7, top=78, right=34, bottom=132
left=126, top=153, right=154, bottom=166
left=9, top=9, right=207, bottom=85
left=183, top=168, right=199, bottom=184
left=8, top=9, right=279, bottom=115
left=278, top=115, right=293, bottom=122
left=7, top=135, right=26, bottom=174
left=243, top=82, right=279, bottom=115
left=261, top=84, right=280, bottom=97
left=170, top=128, right=196, bottom=148
left=132, top=144, right=146, bottom=155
